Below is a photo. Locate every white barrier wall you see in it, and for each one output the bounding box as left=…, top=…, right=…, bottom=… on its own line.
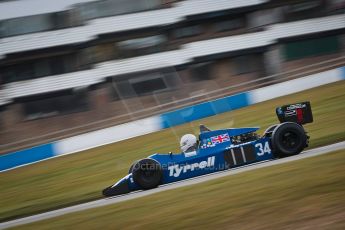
left=54, top=116, right=162, bottom=155
left=249, top=68, right=344, bottom=103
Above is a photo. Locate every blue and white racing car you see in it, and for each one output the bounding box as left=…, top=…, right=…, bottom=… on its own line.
left=103, top=102, right=313, bottom=196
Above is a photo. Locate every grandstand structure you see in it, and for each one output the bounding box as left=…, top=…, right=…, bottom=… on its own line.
left=0, top=0, right=345, bottom=153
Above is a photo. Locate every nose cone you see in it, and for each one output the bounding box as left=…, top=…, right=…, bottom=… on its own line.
left=102, top=176, right=131, bottom=197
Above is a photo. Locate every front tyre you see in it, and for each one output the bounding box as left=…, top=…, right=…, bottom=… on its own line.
left=271, top=122, right=307, bottom=158
left=132, top=158, right=162, bottom=190
left=128, top=160, right=138, bottom=174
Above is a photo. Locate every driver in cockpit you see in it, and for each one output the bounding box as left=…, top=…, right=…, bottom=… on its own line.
left=180, top=125, right=211, bottom=154
left=180, top=134, right=197, bottom=153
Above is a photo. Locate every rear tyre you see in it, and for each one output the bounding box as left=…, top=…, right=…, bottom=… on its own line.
left=271, top=122, right=307, bottom=158
left=263, top=124, right=278, bottom=137
left=132, top=158, right=162, bottom=190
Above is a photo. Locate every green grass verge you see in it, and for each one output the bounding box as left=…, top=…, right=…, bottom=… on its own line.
left=14, top=149, right=345, bottom=230
left=1, top=81, right=345, bottom=222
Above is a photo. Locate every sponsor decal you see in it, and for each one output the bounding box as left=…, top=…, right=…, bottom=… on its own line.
left=287, top=103, right=306, bottom=110
left=168, top=156, right=215, bottom=177
left=201, top=133, right=230, bottom=149
left=285, top=110, right=296, bottom=116
left=285, top=104, right=305, bottom=123
left=201, top=138, right=216, bottom=149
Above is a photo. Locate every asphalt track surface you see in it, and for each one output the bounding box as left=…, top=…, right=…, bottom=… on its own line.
left=1, top=141, right=345, bottom=229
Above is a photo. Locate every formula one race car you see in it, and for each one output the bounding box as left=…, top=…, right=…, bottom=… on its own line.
left=103, top=101, right=313, bottom=197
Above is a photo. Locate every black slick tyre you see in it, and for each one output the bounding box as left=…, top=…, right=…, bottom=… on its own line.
left=271, top=122, right=307, bottom=158
left=132, top=158, right=162, bottom=189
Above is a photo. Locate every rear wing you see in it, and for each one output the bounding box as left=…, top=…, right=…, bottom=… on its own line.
left=276, top=101, right=313, bottom=125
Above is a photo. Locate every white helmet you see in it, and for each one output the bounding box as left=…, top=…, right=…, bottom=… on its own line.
left=180, top=134, right=197, bottom=153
